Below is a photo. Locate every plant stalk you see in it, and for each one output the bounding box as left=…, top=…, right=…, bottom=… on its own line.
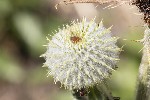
left=136, top=25, right=150, bottom=100
left=72, top=82, right=118, bottom=100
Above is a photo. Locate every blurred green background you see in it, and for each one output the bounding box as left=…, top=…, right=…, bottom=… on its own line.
left=0, top=0, right=144, bottom=100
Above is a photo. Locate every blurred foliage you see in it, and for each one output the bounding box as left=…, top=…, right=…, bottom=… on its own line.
left=0, top=50, right=25, bottom=83
left=0, top=0, right=144, bottom=100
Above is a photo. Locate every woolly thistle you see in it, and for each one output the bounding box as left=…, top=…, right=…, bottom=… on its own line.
left=41, top=18, right=121, bottom=90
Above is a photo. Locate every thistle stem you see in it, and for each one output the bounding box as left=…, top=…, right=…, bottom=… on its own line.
left=72, top=83, right=115, bottom=100
left=136, top=25, right=150, bottom=100
left=136, top=49, right=150, bottom=100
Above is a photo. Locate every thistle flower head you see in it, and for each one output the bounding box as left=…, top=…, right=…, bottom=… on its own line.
left=42, top=18, right=121, bottom=90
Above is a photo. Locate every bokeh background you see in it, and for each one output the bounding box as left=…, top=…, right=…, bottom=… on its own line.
left=0, top=0, right=145, bottom=100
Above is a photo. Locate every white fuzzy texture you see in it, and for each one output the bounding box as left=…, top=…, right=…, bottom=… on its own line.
left=140, top=25, right=150, bottom=88
left=143, top=25, right=150, bottom=66
left=42, top=18, right=120, bottom=90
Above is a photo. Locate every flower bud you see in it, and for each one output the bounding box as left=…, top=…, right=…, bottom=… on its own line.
left=41, top=18, right=121, bottom=90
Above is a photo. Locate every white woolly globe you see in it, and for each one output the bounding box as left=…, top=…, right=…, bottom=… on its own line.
left=42, top=18, right=120, bottom=90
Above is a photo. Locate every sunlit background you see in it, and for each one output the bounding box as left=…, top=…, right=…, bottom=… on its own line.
left=0, top=0, right=145, bottom=100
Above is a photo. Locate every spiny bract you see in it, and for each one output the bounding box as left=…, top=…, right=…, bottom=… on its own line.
left=42, top=18, right=121, bottom=90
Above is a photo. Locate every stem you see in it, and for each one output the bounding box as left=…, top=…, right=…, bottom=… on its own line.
left=132, top=0, right=150, bottom=99
left=72, top=88, right=88, bottom=100
left=72, top=82, right=116, bottom=100
left=136, top=25, right=150, bottom=100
